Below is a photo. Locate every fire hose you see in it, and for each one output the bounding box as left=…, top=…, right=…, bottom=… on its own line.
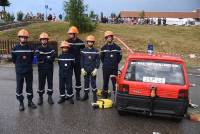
left=114, top=36, right=134, bottom=54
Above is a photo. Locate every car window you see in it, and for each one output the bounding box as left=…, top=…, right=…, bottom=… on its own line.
left=125, top=61, right=185, bottom=85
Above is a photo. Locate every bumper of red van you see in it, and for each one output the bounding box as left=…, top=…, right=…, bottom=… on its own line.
left=116, top=93, right=189, bottom=118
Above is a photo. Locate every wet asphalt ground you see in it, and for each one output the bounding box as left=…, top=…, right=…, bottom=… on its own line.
left=0, top=64, right=200, bottom=134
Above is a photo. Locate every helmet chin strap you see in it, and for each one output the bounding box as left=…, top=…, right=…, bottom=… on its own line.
left=20, top=41, right=26, bottom=46
left=88, top=46, right=93, bottom=49
left=42, top=43, right=48, bottom=47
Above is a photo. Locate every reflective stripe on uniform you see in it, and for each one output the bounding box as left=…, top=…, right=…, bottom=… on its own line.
left=92, top=88, right=97, bottom=91
left=12, top=50, right=33, bottom=53
left=58, top=59, right=75, bottom=61
left=81, top=51, right=99, bottom=54
left=37, top=90, right=44, bottom=93
left=111, top=50, right=121, bottom=52
left=16, top=93, right=23, bottom=96
left=100, top=50, right=121, bottom=53
left=75, top=86, right=82, bottom=88
left=69, top=43, right=85, bottom=46
left=84, top=88, right=90, bottom=91
left=35, top=50, right=55, bottom=55
left=66, top=93, right=74, bottom=97
left=26, top=93, right=32, bottom=96
left=60, top=94, right=66, bottom=97
left=47, top=89, right=53, bottom=92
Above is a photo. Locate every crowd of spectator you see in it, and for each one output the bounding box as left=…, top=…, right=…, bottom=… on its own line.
left=100, top=17, right=167, bottom=25
left=24, top=12, right=45, bottom=21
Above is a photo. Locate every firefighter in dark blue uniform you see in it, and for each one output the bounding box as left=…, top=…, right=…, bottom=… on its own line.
left=35, top=32, right=55, bottom=105
left=11, top=29, right=37, bottom=111
left=81, top=35, right=100, bottom=103
left=67, top=26, right=85, bottom=100
left=57, top=41, right=75, bottom=104
left=100, top=31, right=122, bottom=98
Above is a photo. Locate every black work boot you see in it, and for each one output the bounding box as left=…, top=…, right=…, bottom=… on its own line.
left=81, top=92, right=89, bottom=101
left=76, top=91, right=81, bottom=101
left=65, top=96, right=70, bottom=100
left=28, top=101, right=37, bottom=109
left=93, top=91, right=98, bottom=103
left=37, top=96, right=43, bottom=106
left=102, top=91, right=108, bottom=99
left=48, top=95, right=54, bottom=105
left=57, top=97, right=65, bottom=104
left=69, top=98, right=74, bottom=104
left=19, top=101, right=25, bottom=111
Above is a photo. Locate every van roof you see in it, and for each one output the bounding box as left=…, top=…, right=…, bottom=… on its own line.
left=128, top=52, right=184, bottom=63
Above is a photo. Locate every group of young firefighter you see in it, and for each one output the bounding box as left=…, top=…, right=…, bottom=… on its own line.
left=11, top=26, right=122, bottom=111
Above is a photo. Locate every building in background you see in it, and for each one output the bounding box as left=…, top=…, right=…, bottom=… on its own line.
left=119, top=9, right=200, bottom=25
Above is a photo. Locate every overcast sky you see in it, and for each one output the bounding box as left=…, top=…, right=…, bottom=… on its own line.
left=6, top=0, right=200, bottom=16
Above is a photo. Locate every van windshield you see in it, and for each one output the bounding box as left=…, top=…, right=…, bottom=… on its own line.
left=125, top=61, right=185, bottom=85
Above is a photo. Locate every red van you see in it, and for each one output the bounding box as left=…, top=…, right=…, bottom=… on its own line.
left=116, top=52, right=189, bottom=119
